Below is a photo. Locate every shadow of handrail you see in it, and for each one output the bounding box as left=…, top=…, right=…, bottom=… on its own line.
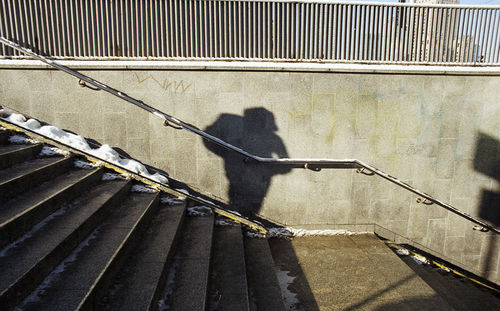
left=1, top=36, right=498, bottom=235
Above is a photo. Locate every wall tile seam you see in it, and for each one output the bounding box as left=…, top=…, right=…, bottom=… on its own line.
left=427, top=217, right=448, bottom=221
left=438, top=136, right=458, bottom=141
left=432, top=178, right=454, bottom=183
left=443, top=234, right=467, bottom=239
left=423, top=219, right=440, bottom=249
left=444, top=206, right=468, bottom=227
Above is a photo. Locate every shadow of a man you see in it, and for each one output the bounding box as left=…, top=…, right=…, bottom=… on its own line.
left=204, top=107, right=291, bottom=217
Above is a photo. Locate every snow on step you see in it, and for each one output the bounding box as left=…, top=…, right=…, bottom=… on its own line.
left=1, top=110, right=168, bottom=184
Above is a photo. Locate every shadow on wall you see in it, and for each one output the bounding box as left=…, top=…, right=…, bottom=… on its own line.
left=203, top=107, right=291, bottom=218
left=474, top=132, right=500, bottom=227
left=204, top=108, right=321, bottom=310
left=474, top=132, right=500, bottom=278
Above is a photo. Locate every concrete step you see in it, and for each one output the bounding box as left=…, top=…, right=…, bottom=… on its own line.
left=93, top=201, right=186, bottom=311
left=0, top=144, right=42, bottom=169
left=401, top=255, right=500, bottom=311
left=0, top=167, right=103, bottom=248
left=0, top=130, right=10, bottom=144
left=78, top=194, right=168, bottom=310
left=0, top=179, right=131, bottom=310
left=19, top=191, right=157, bottom=311
left=0, top=156, right=72, bottom=201
left=244, top=237, right=286, bottom=311
left=166, top=214, right=214, bottom=311
left=208, top=224, right=249, bottom=311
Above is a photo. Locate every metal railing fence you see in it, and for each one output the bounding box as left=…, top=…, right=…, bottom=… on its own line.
left=0, top=0, right=499, bottom=65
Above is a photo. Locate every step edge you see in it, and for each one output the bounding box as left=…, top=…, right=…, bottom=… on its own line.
left=204, top=215, right=215, bottom=311
left=0, top=156, right=73, bottom=200
left=147, top=205, right=186, bottom=311
left=0, top=155, right=71, bottom=186
left=0, top=167, right=104, bottom=248
left=76, top=192, right=161, bottom=311
left=168, top=214, right=215, bottom=311
left=0, top=179, right=132, bottom=310
left=0, top=143, right=41, bottom=157
left=244, top=237, right=287, bottom=311
left=219, top=224, right=251, bottom=311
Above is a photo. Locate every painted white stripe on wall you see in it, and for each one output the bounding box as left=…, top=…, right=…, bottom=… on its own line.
left=1, top=59, right=499, bottom=75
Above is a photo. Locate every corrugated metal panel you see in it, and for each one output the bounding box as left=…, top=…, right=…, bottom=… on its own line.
left=0, top=0, right=499, bottom=66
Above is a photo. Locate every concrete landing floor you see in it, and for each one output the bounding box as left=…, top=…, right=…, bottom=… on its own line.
left=269, top=234, right=454, bottom=311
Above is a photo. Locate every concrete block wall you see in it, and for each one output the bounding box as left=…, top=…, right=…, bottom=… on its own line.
left=0, top=68, right=499, bottom=283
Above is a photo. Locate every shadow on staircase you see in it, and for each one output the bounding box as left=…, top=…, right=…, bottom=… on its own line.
left=2, top=126, right=500, bottom=310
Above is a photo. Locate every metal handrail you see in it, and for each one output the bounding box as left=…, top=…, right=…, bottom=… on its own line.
left=1, top=36, right=498, bottom=235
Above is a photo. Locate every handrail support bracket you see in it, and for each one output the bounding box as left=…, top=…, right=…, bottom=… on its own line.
left=356, top=167, right=375, bottom=176
left=78, top=79, right=101, bottom=91
left=416, top=197, right=434, bottom=205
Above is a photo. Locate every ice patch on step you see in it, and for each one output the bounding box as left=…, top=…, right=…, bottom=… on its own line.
left=411, top=254, right=430, bottom=265
left=0, top=205, right=70, bottom=257
left=395, top=248, right=410, bottom=256
left=1, top=110, right=169, bottom=184
left=186, top=205, right=212, bottom=216
left=245, top=231, right=267, bottom=239
left=74, top=159, right=98, bottom=169
left=8, top=134, right=38, bottom=144
left=266, top=228, right=295, bottom=238
left=160, top=196, right=184, bottom=205
left=131, top=184, right=158, bottom=193
left=15, top=226, right=101, bottom=309
left=102, top=172, right=128, bottom=181
left=215, top=218, right=237, bottom=226
left=276, top=270, right=301, bottom=311
left=39, top=146, right=70, bottom=157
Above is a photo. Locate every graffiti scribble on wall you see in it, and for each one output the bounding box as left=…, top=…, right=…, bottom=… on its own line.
left=134, top=73, right=192, bottom=94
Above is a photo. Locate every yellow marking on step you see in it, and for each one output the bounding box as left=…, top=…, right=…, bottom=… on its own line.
left=385, top=241, right=500, bottom=293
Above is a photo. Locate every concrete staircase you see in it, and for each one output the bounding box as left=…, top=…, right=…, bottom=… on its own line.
left=0, top=130, right=284, bottom=311
left=1, top=129, right=499, bottom=311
